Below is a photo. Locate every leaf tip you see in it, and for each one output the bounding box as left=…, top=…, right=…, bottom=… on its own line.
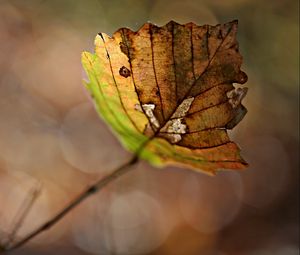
left=238, top=71, right=248, bottom=84
left=81, top=51, right=91, bottom=59
left=240, top=157, right=249, bottom=167
left=81, top=51, right=94, bottom=69
left=166, top=20, right=180, bottom=28
left=229, top=19, right=239, bottom=31
left=97, top=32, right=104, bottom=40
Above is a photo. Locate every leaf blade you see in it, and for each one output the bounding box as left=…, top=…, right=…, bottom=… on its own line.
left=82, top=20, right=249, bottom=174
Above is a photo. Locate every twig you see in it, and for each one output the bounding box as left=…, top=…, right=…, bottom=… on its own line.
left=3, top=182, right=42, bottom=248
left=4, top=155, right=139, bottom=252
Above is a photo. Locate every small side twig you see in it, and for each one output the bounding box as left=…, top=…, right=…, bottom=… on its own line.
left=3, top=182, right=42, bottom=248
left=4, top=155, right=139, bottom=252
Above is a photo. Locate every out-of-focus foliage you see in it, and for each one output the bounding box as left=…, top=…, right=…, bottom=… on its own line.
left=0, top=0, right=298, bottom=254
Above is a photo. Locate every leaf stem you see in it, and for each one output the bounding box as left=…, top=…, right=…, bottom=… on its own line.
left=4, top=155, right=139, bottom=252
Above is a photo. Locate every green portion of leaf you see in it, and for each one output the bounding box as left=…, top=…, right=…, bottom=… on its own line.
left=82, top=52, right=149, bottom=153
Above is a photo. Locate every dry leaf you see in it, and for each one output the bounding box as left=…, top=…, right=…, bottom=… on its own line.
left=82, top=20, right=248, bottom=174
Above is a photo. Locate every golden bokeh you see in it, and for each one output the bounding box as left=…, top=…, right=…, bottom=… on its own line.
left=0, top=0, right=298, bottom=254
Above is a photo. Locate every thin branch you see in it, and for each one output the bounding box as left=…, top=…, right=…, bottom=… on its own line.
left=4, top=155, right=139, bottom=252
left=3, top=182, right=42, bottom=248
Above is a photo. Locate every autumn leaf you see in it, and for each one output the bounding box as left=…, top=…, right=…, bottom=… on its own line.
left=81, top=20, right=248, bottom=174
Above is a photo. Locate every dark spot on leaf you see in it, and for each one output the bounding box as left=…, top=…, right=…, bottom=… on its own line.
left=237, top=71, right=248, bottom=84
left=119, top=66, right=131, bottom=78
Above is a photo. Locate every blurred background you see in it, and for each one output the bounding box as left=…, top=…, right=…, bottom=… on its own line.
left=0, top=0, right=299, bottom=254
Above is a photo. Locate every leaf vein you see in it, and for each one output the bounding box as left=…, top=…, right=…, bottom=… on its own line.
left=99, top=33, right=141, bottom=133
